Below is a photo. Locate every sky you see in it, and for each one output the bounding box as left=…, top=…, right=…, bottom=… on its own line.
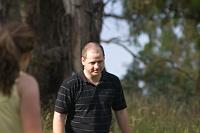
left=100, top=0, right=149, bottom=79
left=101, top=1, right=134, bottom=79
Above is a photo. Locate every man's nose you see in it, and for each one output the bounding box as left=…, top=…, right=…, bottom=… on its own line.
left=94, top=63, right=100, bottom=68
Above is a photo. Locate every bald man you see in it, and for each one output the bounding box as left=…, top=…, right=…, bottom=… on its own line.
left=53, top=42, right=131, bottom=133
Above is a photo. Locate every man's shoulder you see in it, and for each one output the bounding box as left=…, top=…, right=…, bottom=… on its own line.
left=103, top=71, right=120, bottom=81
left=62, top=72, right=82, bottom=86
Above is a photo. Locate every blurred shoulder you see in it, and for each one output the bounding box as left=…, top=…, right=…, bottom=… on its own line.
left=61, top=72, right=81, bottom=86
left=16, top=72, right=39, bottom=93
left=17, top=72, right=38, bottom=85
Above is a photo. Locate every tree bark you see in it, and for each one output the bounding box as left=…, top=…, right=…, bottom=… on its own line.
left=196, top=61, right=200, bottom=96
left=0, top=0, right=20, bottom=26
left=0, top=0, right=104, bottom=128
left=26, top=0, right=104, bottom=103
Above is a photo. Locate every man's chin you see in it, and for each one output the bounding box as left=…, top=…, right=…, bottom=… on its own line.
left=92, top=72, right=100, bottom=76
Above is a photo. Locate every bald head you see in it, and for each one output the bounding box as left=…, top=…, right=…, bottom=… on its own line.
left=82, top=42, right=105, bottom=58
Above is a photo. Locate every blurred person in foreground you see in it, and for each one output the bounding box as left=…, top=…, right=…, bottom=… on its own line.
left=53, top=42, right=131, bottom=133
left=0, top=23, right=42, bottom=133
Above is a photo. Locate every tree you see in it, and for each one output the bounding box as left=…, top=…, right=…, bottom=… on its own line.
left=24, top=0, right=104, bottom=103
left=118, top=0, right=200, bottom=99
left=1, top=0, right=104, bottom=129
left=0, top=0, right=21, bottom=25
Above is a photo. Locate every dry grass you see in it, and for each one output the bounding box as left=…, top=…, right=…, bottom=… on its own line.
left=111, top=92, right=200, bottom=133
left=42, top=92, right=200, bottom=133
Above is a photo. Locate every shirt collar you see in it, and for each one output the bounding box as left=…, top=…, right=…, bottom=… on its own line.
left=78, top=70, right=107, bottom=83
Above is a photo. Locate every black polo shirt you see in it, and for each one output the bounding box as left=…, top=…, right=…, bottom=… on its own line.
left=55, top=71, right=127, bottom=133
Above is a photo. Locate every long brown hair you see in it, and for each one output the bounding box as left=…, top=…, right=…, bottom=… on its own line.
left=0, top=23, right=34, bottom=96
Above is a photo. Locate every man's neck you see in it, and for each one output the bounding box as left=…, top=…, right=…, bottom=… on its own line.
left=83, top=70, right=101, bottom=85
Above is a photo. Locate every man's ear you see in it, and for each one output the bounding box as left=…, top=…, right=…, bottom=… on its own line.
left=81, top=56, right=85, bottom=65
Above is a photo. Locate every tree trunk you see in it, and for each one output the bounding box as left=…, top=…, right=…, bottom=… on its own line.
left=0, top=0, right=104, bottom=128
left=0, top=0, right=20, bottom=26
left=196, top=57, right=200, bottom=96
left=27, top=0, right=104, bottom=103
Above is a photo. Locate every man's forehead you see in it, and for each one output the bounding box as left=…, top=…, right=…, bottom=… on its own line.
left=87, top=46, right=101, bottom=52
left=86, top=48, right=103, bottom=56
left=84, top=50, right=104, bottom=60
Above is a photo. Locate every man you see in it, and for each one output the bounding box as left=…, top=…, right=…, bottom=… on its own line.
left=53, top=42, right=131, bottom=133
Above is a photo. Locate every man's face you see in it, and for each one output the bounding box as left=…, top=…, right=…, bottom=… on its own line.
left=81, top=48, right=104, bottom=77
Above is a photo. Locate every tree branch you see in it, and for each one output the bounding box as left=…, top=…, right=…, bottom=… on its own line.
left=102, top=38, right=195, bottom=81
left=103, top=13, right=126, bottom=20
left=155, top=58, right=196, bottom=81
left=101, top=38, right=146, bottom=64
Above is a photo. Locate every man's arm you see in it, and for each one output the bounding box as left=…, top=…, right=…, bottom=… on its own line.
left=115, top=108, right=131, bottom=133
left=53, top=112, right=66, bottom=133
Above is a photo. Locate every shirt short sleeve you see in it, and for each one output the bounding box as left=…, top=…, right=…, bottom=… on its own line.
left=54, top=81, right=72, bottom=114
left=112, top=77, right=127, bottom=111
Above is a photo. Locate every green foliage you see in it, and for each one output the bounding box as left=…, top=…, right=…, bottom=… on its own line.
left=20, top=0, right=28, bottom=8
left=196, top=38, right=200, bottom=52
left=121, top=0, right=200, bottom=99
left=122, top=60, right=143, bottom=93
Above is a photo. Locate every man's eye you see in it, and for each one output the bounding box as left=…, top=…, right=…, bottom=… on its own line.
left=98, top=61, right=102, bottom=64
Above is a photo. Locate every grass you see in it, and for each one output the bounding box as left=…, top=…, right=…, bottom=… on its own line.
left=111, top=92, right=200, bottom=133
left=42, top=92, right=200, bottom=133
